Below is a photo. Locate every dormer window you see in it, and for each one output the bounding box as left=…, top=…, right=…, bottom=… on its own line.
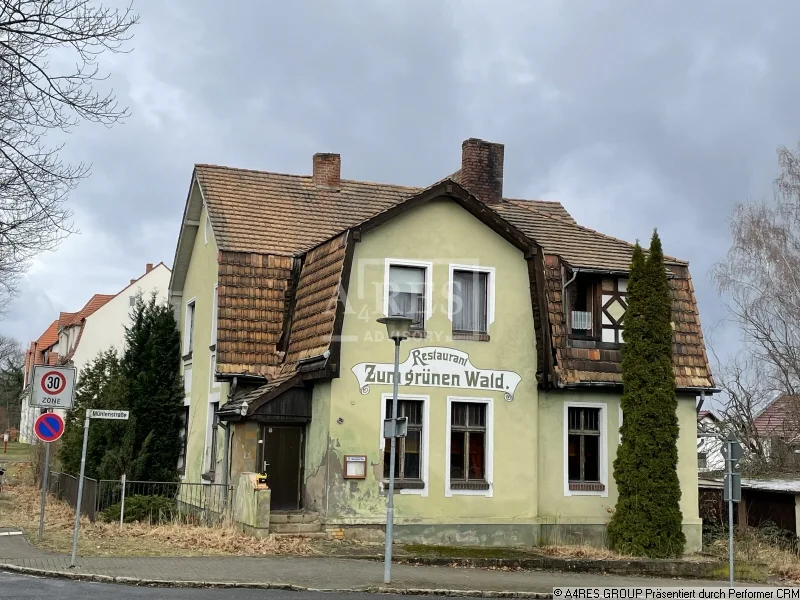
left=568, top=274, right=628, bottom=346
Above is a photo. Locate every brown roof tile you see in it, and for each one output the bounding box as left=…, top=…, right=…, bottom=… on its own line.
left=754, top=395, right=800, bottom=438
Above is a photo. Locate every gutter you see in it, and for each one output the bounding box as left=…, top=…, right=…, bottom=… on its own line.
left=560, top=382, right=720, bottom=394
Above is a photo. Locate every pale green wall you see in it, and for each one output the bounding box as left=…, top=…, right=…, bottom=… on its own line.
left=178, top=192, right=228, bottom=483
left=537, top=390, right=700, bottom=541
left=322, top=198, right=539, bottom=524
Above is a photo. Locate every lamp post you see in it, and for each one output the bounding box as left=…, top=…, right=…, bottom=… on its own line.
left=377, top=316, right=412, bottom=585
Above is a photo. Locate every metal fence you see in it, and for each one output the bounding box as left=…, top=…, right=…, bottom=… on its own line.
left=48, top=472, right=233, bottom=525
left=48, top=472, right=98, bottom=521
left=96, top=478, right=234, bottom=525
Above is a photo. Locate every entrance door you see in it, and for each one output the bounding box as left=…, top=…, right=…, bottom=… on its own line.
left=259, top=425, right=303, bottom=510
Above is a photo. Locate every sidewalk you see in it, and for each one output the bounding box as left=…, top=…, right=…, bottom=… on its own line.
left=0, top=532, right=754, bottom=596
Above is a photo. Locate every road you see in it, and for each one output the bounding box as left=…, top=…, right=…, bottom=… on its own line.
left=0, top=571, right=459, bottom=599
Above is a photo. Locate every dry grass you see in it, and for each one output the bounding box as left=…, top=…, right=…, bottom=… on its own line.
left=706, top=534, right=800, bottom=582
left=536, top=544, right=628, bottom=560
left=0, top=463, right=315, bottom=557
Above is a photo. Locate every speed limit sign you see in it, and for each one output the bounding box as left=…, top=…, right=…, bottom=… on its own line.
left=29, top=365, right=76, bottom=409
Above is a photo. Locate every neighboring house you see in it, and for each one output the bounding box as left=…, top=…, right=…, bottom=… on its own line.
left=59, top=263, right=171, bottom=375
left=18, top=264, right=171, bottom=444
left=18, top=321, right=60, bottom=443
left=697, top=410, right=724, bottom=472
left=170, top=138, right=715, bottom=550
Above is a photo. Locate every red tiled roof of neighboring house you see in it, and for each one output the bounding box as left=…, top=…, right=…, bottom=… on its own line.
left=754, top=395, right=800, bottom=438
left=37, top=320, right=59, bottom=349
left=68, top=294, right=115, bottom=326
left=698, top=410, right=718, bottom=421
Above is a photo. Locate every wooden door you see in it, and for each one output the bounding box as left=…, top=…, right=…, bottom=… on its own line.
left=259, top=425, right=303, bottom=510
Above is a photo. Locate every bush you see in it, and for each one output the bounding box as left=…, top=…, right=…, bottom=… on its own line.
left=101, top=494, right=176, bottom=524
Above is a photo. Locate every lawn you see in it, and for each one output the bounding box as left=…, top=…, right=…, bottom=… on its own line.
left=0, top=441, right=33, bottom=463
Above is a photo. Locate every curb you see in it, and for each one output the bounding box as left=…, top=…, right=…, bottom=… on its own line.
left=0, top=563, right=552, bottom=598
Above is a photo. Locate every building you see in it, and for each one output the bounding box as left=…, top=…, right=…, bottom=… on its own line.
left=170, top=138, right=714, bottom=550
left=18, top=264, right=170, bottom=443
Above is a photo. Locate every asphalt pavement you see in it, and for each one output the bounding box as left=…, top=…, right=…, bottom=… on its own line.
left=0, top=571, right=414, bottom=600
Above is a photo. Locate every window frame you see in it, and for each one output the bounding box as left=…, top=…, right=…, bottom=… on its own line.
left=697, top=451, right=708, bottom=470
left=599, top=277, right=628, bottom=345
left=383, top=259, right=433, bottom=334
left=448, top=264, right=495, bottom=340
left=210, top=284, right=218, bottom=348
left=445, top=396, right=493, bottom=498
left=378, top=393, right=429, bottom=496
left=566, top=275, right=629, bottom=347
left=563, top=401, right=608, bottom=497
left=183, top=297, right=196, bottom=357
left=203, top=399, right=220, bottom=481
left=209, top=351, right=220, bottom=390
left=178, top=400, right=190, bottom=478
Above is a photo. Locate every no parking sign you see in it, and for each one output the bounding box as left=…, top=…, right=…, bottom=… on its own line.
left=34, top=413, right=65, bottom=443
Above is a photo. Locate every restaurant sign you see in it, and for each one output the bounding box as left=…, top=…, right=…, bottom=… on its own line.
left=351, top=346, right=522, bottom=401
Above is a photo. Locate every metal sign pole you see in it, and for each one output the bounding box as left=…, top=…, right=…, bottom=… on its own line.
left=383, top=338, right=401, bottom=585
left=70, top=414, right=90, bottom=567
left=38, top=441, right=50, bottom=542
left=119, top=473, right=126, bottom=528
left=727, top=441, right=734, bottom=588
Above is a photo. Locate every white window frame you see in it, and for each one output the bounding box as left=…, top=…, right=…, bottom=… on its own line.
left=378, top=392, right=430, bottom=497
left=203, top=394, right=220, bottom=482
left=211, top=284, right=218, bottom=346
left=447, top=264, right=496, bottom=328
left=184, top=297, right=196, bottom=355
left=183, top=365, right=192, bottom=395
left=563, top=401, right=608, bottom=497
left=445, top=396, right=494, bottom=498
left=383, top=259, right=433, bottom=324
left=209, top=351, right=220, bottom=390
left=204, top=213, right=211, bottom=245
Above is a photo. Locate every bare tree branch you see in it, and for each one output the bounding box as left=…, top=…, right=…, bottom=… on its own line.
left=0, top=0, right=138, bottom=312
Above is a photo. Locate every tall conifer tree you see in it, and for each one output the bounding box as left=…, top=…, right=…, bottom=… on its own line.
left=607, top=231, right=685, bottom=557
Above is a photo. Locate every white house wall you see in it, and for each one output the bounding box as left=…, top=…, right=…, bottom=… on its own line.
left=71, top=265, right=171, bottom=375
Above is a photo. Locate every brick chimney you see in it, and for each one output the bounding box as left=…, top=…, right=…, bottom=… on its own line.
left=460, top=138, right=504, bottom=204
left=312, top=153, right=341, bottom=190
left=145, top=263, right=153, bottom=273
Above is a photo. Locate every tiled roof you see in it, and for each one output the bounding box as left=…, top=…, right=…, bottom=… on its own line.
left=58, top=312, right=78, bottom=330
left=69, top=294, right=115, bottom=326
left=219, top=368, right=299, bottom=417
left=37, top=320, right=59, bottom=349
left=494, top=201, right=686, bottom=270
left=215, top=251, right=294, bottom=378
left=285, top=232, right=350, bottom=364
left=754, top=395, right=800, bottom=438
left=195, top=165, right=421, bottom=255
left=193, top=154, right=712, bottom=393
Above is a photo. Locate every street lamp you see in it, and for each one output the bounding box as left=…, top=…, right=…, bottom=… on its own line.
left=377, top=316, right=412, bottom=585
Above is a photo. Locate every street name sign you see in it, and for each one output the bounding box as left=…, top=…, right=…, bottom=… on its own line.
left=29, top=365, right=76, bottom=409
left=88, top=409, right=129, bottom=420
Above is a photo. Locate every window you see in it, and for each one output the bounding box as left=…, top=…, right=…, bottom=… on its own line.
left=177, top=405, right=190, bottom=476
left=449, top=402, right=489, bottom=490
left=383, top=399, right=424, bottom=489
left=184, top=299, right=196, bottom=355
left=570, top=276, right=593, bottom=335
left=452, top=270, right=489, bottom=335
left=210, top=284, right=218, bottom=347
left=567, top=406, right=604, bottom=492
left=387, top=265, right=426, bottom=330
left=697, top=451, right=708, bottom=470
left=600, top=277, right=627, bottom=344
left=129, top=296, right=137, bottom=308
left=207, top=401, right=219, bottom=476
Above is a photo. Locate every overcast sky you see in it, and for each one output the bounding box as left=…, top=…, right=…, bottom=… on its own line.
left=2, top=1, right=798, bottom=369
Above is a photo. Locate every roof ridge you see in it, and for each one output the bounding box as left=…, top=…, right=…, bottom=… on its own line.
left=195, top=163, right=422, bottom=191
